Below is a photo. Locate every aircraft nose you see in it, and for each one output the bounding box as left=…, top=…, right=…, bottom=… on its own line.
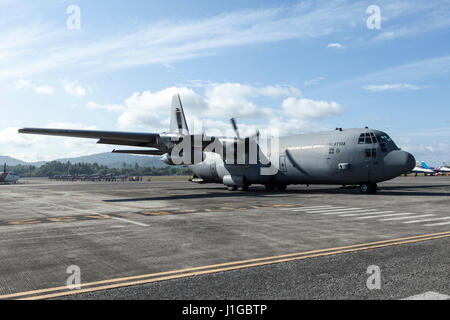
left=384, top=150, right=415, bottom=173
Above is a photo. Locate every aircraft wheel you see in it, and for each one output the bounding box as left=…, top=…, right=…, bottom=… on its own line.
left=265, top=184, right=276, bottom=191
left=360, top=182, right=377, bottom=194
left=238, top=185, right=249, bottom=191
left=276, top=184, right=287, bottom=191
left=227, top=186, right=238, bottom=191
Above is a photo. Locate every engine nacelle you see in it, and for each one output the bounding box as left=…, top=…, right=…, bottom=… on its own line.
left=222, top=175, right=245, bottom=187
left=161, top=151, right=205, bottom=166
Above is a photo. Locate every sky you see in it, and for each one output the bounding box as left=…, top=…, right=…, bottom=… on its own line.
left=0, top=0, right=449, bottom=165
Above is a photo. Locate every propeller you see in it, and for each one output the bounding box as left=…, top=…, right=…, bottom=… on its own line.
left=230, top=118, right=259, bottom=141
left=230, top=118, right=241, bottom=140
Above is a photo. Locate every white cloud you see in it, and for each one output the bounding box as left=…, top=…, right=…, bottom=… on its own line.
left=364, top=83, right=422, bottom=92
left=327, top=43, right=345, bottom=49
left=87, top=101, right=125, bottom=113
left=13, top=79, right=54, bottom=95
left=0, top=124, right=110, bottom=162
left=64, top=81, right=87, bottom=97
left=0, top=2, right=365, bottom=79
left=204, top=83, right=301, bottom=119
left=118, top=87, right=206, bottom=131
left=303, top=77, right=324, bottom=86
left=33, top=85, right=54, bottom=95
left=116, top=83, right=342, bottom=136
left=281, top=97, right=344, bottom=119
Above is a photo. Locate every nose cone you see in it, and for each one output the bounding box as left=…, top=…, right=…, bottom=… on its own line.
left=384, top=150, right=416, bottom=173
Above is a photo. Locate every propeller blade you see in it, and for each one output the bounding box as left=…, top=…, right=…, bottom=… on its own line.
left=230, top=118, right=241, bottom=140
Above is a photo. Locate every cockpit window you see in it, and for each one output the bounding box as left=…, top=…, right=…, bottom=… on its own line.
left=358, top=134, right=365, bottom=144
left=359, top=132, right=377, bottom=144
left=364, top=133, right=372, bottom=144
left=376, top=135, right=392, bottom=143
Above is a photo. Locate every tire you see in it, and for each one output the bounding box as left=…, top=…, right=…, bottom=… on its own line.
left=360, top=182, right=377, bottom=194
left=238, top=185, right=249, bottom=191
left=276, top=184, right=287, bottom=191
left=227, top=186, right=238, bottom=191
left=265, top=184, right=276, bottom=191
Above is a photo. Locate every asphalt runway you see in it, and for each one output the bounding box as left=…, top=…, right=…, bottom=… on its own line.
left=0, top=176, right=448, bottom=300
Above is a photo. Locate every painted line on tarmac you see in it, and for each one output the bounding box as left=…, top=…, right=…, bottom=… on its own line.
left=402, top=291, right=450, bottom=300
left=340, top=211, right=394, bottom=217
left=404, top=216, right=450, bottom=224
left=2, top=230, right=450, bottom=300
left=355, top=212, right=424, bottom=220
left=111, top=217, right=149, bottom=227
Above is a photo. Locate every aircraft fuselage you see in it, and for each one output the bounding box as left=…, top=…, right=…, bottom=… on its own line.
left=188, top=128, right=415, bottom=188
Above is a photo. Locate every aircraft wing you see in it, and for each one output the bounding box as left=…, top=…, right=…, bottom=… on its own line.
left=18, top=128, right=160, bottom=148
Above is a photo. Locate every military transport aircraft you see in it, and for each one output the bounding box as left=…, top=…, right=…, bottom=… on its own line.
left=19, top=94, right=415, bottom=194
left=0, top=163, right=20, bottom=184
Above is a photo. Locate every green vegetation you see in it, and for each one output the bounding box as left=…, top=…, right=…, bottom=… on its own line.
left=8, top=161, right=191, bottom=177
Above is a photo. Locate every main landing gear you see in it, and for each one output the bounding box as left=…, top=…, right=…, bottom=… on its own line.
left=264, top=184, right=287, bottom=191
left=359, top=182, right=377, bottom=194
left=227, top=185, right=249, bottom=191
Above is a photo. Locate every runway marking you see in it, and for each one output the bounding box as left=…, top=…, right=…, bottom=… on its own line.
left=320, top=209, right=378, bottom=215
left=340, top=211, right=395, bottom=217
left=280, top=205, right=332, bottom=211
left=297, top=207, right=348, bottom=212
left=403, top=217, right=450, bottom=224
left=380, top=214, right=435, bottom=221
left=111, top=217, right=149, bottom=227
left=402, top=292, right=450, bottom=300
left=425, top=221, right=450, bottom=227
left=355, top=212, right=423, bottom=220
left=0, top=214, right=112, bottom=226
left=2, top=231, right=450, bottom=300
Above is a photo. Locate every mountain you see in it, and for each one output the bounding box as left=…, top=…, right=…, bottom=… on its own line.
left=0, top=153, right=166, bottom=168
left=0, top=156, right=28, bottom=166
left=53, top=152, right=166, bottom=168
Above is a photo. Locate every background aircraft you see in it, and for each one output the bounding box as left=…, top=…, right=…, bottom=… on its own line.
left=19, top=94, right=415, bottom=194
left=0, top=163, right=20, bottom=184
left=409, top=161, right=436, bottom=176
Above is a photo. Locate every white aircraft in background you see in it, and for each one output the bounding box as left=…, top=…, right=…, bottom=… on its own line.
left=410, top=161, right=436, bottom=176
left=433, top=164, right=450, bottom=175
left=0, top=163, right=20, bottom=184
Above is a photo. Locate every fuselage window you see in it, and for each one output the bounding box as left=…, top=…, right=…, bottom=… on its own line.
left=372, top=148, right=377, bottom=158
left=365, top=149, right=371, bottom=158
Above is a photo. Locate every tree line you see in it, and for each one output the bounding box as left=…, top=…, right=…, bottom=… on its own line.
left=7, top=161, right=191, bottom=177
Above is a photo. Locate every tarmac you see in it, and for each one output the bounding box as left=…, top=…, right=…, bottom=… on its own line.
left=0, top=176, right=448, bottom=300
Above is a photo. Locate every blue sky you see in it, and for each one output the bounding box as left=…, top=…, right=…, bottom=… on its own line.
left=0, top=0, right=449, bottom=164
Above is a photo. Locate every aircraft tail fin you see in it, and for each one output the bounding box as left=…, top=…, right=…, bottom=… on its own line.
left=169, top=94, right=189, bottom=135
left=421, top=161, right=431, bottom=169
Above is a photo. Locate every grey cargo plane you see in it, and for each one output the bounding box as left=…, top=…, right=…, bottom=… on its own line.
left=19, top=94, right=415, bottom=194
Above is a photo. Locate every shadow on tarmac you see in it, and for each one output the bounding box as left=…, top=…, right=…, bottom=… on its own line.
left=103, top=184, right=450, bottom=202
